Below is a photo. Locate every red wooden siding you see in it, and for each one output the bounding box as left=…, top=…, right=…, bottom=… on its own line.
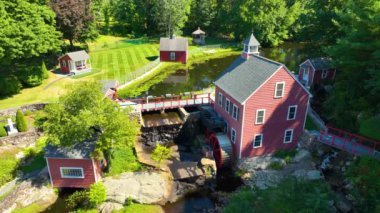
left=214, top=87, right=243, bottom=158
left=312, top=68, right=336, bottom=85
left=298, top=61, right=314, bottom=87
left=160, top=51, right=188, bottom=63
left=47, top=158, right=98, bottom=188
left=241, top=67, right=309, bottom=158
left=59, top=55, right=71, bottom=73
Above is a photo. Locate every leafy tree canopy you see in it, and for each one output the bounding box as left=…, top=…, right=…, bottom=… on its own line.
left=0, top=0, right=62, bottom=63
left=43, top=81, right=140, bottom=155
left=50, top=0, right=98, bottom=46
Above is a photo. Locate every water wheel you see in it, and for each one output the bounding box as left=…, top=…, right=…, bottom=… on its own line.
left=208, top=133, right=233, bottom=168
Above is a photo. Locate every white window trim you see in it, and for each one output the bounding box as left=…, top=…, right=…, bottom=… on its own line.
left=231, top=128, right=236, bottom=143
left=284, top=129, right=294, bottom=143
left=255, top=109, right=265, bottom=125
left=170, top=52, right=176, bottom=61
left=274, top=82, right=285, bottom=98
left=60, top=167, right=84, bottom=179
left=232, top=104, right=238, bottom=120
left=322, top=69, right=328, bottom=79
left=253, top=134, right=263, bottom=148
left=225, top=98, right=230, bottom=113
left=287, top=105, right=298, bottom=120
left=218, top=92, right=223, bottom=107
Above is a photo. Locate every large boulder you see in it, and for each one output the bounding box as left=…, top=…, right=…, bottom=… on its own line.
left=292, top=149, right=311, bottom=163
left=239, top=155, right=286, bottom=171
left=103, top=172, right=170, bottom=205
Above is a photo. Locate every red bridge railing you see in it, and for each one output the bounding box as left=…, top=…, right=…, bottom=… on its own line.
left=319, top=126, right=380, bottom=156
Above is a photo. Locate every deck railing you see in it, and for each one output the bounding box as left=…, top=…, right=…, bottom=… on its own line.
left=118, top=93, right=213, bottom=112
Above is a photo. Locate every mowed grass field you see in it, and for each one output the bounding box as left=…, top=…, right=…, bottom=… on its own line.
left=87, top=36, right=159, bottom=81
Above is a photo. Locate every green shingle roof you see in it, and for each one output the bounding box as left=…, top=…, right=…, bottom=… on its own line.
left=214, top=55, right=282, bottom=103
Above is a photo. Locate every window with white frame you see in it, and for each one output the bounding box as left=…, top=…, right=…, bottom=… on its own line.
left=225, top=98, right=230, bottom=113
left=231, top=128, right=236, bottom=143
left=60, top=167, right=84, bottom=178
left=232, top=104, right=239, bottom=120
left=62, top=60, right=66, bottom=67
left=284, top=129, right=294, bottom=143
left=218, top=92, right=223, bottom=107
left=274, top=82, right=285, bottom=98
left=287, top=105, right=297, bottom=120
left=170, top=52, right=176, bottom=61
left=322, top=70, right=328, bottom=79
left=255, top=109, right=265, bottom=124
left=253, top=134, right=263, bottom=148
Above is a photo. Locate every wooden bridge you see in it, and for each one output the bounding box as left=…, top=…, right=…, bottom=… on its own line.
left=118, top=93, right=213, bottom=112
left=318, top=126, right=380, bottom=158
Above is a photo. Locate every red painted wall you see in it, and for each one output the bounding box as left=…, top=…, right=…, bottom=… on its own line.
left=47, top=158, right=98, bottom=188
left=214, top=87, right=243, bottom=158
left=240, top=67, right=309, bottom=158
left=59, top=55, right=71, bottom=73
left=160, top=51, right=188, bottom=63
left=312, top=69, right=336, bottom=85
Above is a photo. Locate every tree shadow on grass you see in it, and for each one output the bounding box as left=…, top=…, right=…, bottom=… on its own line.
left=146, top=56, right=158, bottom=61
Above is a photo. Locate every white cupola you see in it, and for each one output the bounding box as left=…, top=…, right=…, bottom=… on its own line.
left=241, top=32, right=260, bottom=59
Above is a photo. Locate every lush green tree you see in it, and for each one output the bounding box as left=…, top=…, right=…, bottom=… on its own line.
left=0, top=75, right=22, bottom=97
left=50, top=0, right=98, bottom=47
left=239, top=0, right=304, bottom=46
left=184, top=0, right=217, bottom=34
left=224, top=179, right=332, bottom=213
left=88, top=182, right=107, bottom=207
left=151, top=144, right=172, bottom=166
left=346, top=156, right=380, bottom=212
left=41, top=61, right=49, bottom=79
left=43, top=81, right=140, bottom=156
left=18, top=64, right=45, bottom=87
left=16, top=109, right=28, bottom=132
left=323, top=0, right=380, bottom=131
left=151, top=0, right=191, bottom=36
left=0, top=0, right=62, bottom=63
left=111, top=0, right=148, bottom=35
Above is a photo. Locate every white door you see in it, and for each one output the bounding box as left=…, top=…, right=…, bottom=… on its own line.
left=303, top=68, right=309, bottom=83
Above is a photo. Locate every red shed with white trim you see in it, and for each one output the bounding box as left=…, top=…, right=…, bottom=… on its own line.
left=212, top=33, right=311, bottom=160
left=58, top=50, right=91, bottom=74
left=159, top=37, right=188, bottom=63
left=298, top=57, right=336, bottom=89
left=45, top=141, right=105, bottom=188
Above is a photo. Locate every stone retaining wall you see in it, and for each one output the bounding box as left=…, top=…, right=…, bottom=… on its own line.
left=0, top=131, right=39, bottom=147
left=0, top=103, right=47, bottom=117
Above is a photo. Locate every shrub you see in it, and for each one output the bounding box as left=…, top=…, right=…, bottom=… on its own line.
left=273, top=149, right=297, bottom=163
left=268, top=161, right=284, bottom=170
left=41, top=61, right=49, bottom=79
left=18, top=64, right=44, bottom=87
left=24, top=110, right=32, bottom=116
left=151, top=144, right=172, bottom=166
left=66, top=190, right=89, bottom=210
left=0, top=124, right=7, bottom=137
left=346, top=156, right=380, bottom=212
left=16, top=109, right=28, bottom=132
left=224, top=179, right=332, bottom=213
left=106, top=146, right=142, bottom=176
left=0, top=75, right=22, bottom=97
left=88, top=182, right=107, bottom=207
left=33, top=110, right=47, bottom=129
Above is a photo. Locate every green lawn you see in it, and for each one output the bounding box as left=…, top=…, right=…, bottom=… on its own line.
left=359, top=118, right=380, bottom=141
left=87, top=36, right=159, bottom=82
left=106, top=145, right=142, bottom=176
left=0, top=148, right=20, bottom=187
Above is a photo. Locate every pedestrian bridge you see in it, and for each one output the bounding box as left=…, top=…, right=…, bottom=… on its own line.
left=117, top=93, right=213, bottom=112
left=317, top=126, right=380, bottom=158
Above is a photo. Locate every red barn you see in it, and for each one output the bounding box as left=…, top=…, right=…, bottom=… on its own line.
left=159, top=37, right=188, bottom=63
left=58, top=50, right=91, bottom=74
left=213, top=33, right=311, bottom=159
left=298, top=57, right=336, bottom=89
left=45, top=141, right=105, bottom=188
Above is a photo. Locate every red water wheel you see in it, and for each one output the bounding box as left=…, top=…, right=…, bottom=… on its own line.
left=208, top=133, right=223, bottom=168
